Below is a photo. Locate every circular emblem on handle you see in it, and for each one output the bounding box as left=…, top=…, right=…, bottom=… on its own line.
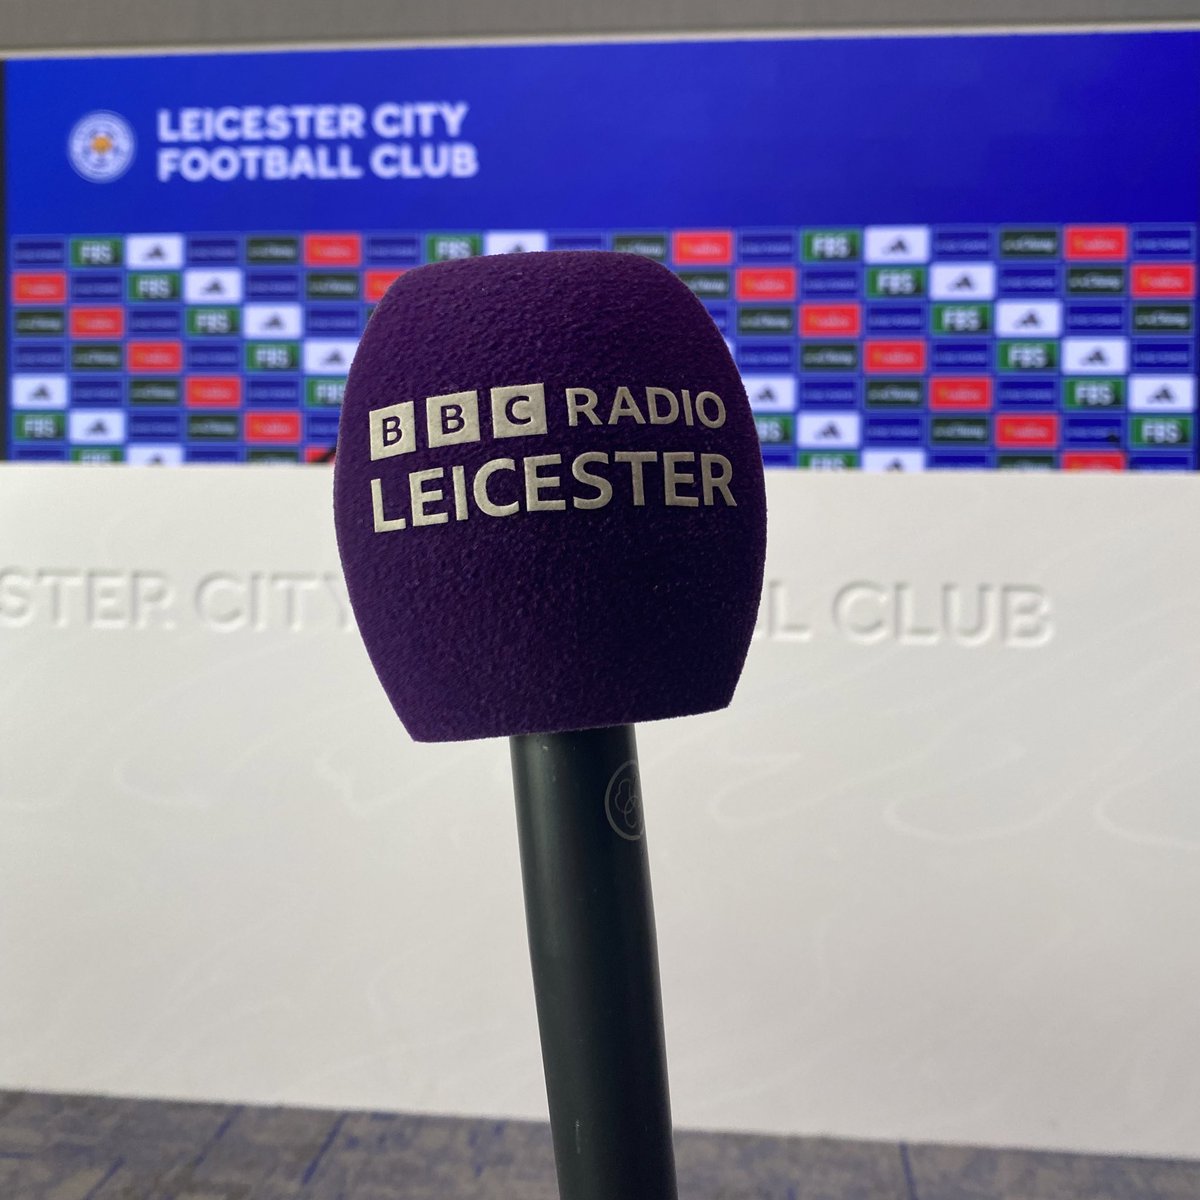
left=604, top=760, right=644, bottom=841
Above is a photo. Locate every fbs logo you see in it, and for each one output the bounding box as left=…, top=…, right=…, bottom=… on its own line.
left=68, top=111, right=136, bottom=182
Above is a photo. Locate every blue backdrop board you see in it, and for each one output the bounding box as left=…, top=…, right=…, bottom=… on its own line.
left=4, top=30, right=1199, bottom=468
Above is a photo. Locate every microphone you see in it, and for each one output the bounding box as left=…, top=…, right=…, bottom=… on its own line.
left=333, top=250, right=767, bottom=1199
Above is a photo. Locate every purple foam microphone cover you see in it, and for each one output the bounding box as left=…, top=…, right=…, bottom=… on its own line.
left=333, top=250, right=767, bottom=741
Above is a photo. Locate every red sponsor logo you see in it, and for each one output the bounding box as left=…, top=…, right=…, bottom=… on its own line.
left=996, top=413, right=1059, bottom=448
left=128, top=341, right=183, bottom=373
left=672, top=230, right=733, bottom=265
left=864, top=340, right=926, bottom=374
left=736, top=267, right=797, bottom=302
left=1062, top=450, right=1126, bottom=471
left=365, top=268, right=405, bottom=301
left=246, top=411, right=302, bottom=443
left=12, top=272, right=66, bottom=304
left=930, top=377, right=992, bottom=410
left=306, top=445, right=335, bottom=463
left=69, top=307, right=124, bottom=338
left=303, top=233, right=362, bottom=267
left=1065, top=225, right=1128, bottom=260
left=1131, top=263, right=1196, bottom=298
left=186, top=377, right=242, bottom=408
left=799, top=303, right=860, bottom=337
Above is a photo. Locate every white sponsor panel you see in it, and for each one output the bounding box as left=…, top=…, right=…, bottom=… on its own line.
left=1062, top=337, right=1129, bottom=374
left=126, top=444, right=184, bottom=466
left=303, top=339, right=359, bottom=375
left=183, top=269, right=244, bottom=304
left=995, top=300, right=1062, bottom=336
left=244, top=304, right=304, bottom=339
left=1129, top=376, right=1197, bottom=412
left=126, top=234, right=184, bottom=269
left=68, top=410, right=126, bottom=445
left=797, top=412, right=861, bottom=449
left=11, top=375, right=67, bottom=410
left=483, top=231, right=549, bottom=255
left=864, top=226, right=930, bottom=263
left=929, top=262, right=997, bottom=301
left=862, top=447, right=927, bottom=472
left=743, top=375, right=796, bottom=413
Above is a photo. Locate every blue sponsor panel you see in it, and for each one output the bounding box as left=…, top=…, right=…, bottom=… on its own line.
left=802, top=268, right=860, bottom=297
left=129, top=308, right=183, bottom=334
left=1065, top=304, right=1125, bottom=333
left=866, top=304, right=925, bottom=333
left=931, top=341, right=990, bottom=371
left=71, top=379, right=123, bottom=404
left=865, top=414, right=925, bottom=443
left=737, top=342, right=795, bottom=372
left=798, top=380, right=859, bottom=407
left=998, top=266, right=1060, bottom=295
left=128, top=411, right=183, bottom=440
left=69, top=273, right=123, bottom=300
left=6, top=31, right=1200, bottom=468
left=12, top=238, right=66, bottom=265
left=929, top=451, right=994, bottom=468
left=1129, top=452, right=1194, bottom=470
left=1063, top=414, right=1124, bottom=447
left=1132, top=340, right=1194, bottom=370
left=996, top=379, right=1059, bottom=407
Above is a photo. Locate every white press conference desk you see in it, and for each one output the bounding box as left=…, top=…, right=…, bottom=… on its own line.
left=1, top=465, right=1198, bottom=1159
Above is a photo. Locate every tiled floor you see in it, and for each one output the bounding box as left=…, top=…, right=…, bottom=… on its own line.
left=1, top=1089, right=1197, bottom=1199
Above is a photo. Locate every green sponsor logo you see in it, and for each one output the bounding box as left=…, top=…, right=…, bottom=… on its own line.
left=612, top=233, right=667, bottom=260
left=801, top=342, right=858, bottom=370
left=70, top=236, right=122, bottom=267
left=931, top=303, right=991, bottom=335
left=1131, top=415, right=1192, bottom=448
left=425, top=233, right=482, bottom=261
left=1133, top=304, right=1192, bottom=334
left=998, top=453, right=1056, bottom=470
left=755, top=414, right=794, bottom=445
left=803, top=229, right=859, bottom=261
left=187, top=413, right=240, bottom=440
left=248, top=449, right=301, bottom=463
left=14, top=411, right=65, bottom=440
left=677, top=270, right=730, bottom=299
left=71, top=343, right=122, bottom=370
left=738, top=306, right=794, bottom=335
left=997, top=340, right=1057, bottom=372
left=1064, top=378, right=1124, bottom=409
left=246, top=341, right=300, bottom=371
left=1000, top=229, right=1059, bottom=257
left=1066, top=267, right=1125, bottom=294
left=187, top=306, right=241, bottom=336
left=866, top=379, right=925, bottom=407
left=931, top=416, right=990, bottom=444
left=130, top=379, right=181, bottom=405
left=867, top=266, right=925, bottom=298
left=71, top=446, right=124, bottom=462
left=306, top=378, right=347, bottom=407
left=799, top=451, right=858, bottom=469
left=14, top=309, right=65, bottom=336
left=246, top=236, right=299, bottom=263
left=128, top=272, right=181, bottom=302
left=306, top=272, right=360, bottom=299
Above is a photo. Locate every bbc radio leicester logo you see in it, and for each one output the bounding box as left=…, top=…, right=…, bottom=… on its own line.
left=67, top=111, right=136, bottom=182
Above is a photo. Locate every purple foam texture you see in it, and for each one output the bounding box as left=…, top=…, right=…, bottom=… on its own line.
left=333, top=250, right=767, bottom=741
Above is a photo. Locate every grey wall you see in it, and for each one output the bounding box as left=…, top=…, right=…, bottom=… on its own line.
left=1, top=0, right=1198, bottom=52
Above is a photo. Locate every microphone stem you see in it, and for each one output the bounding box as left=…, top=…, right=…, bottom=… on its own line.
left=510, top=725, right=678, bottom=1200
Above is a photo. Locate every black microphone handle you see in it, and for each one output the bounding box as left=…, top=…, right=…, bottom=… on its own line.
left=510, top=725, right=678, bottom=1200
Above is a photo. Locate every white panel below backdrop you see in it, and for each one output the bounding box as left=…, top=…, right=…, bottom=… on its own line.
left=1, top=466, right=1198, bottom=1160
